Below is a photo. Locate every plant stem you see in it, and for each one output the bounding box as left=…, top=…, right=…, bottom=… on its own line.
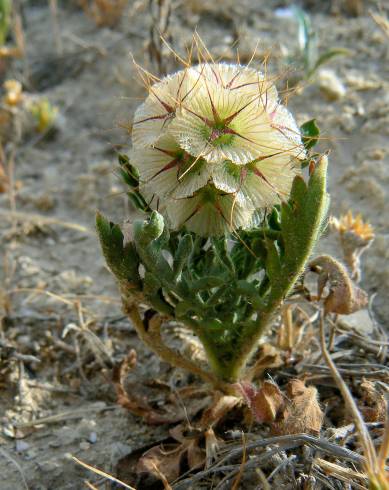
left=122, top=297, right=228, bottom=390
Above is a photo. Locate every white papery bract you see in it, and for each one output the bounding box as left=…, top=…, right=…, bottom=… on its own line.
left=130, top=63, right=306, bottom=236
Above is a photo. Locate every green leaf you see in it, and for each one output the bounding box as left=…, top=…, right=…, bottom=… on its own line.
left=127, top=190, right=151, bottom=213
left=132, top=213, right=174, bottom=284
left=236, top=280, right=265, bottom=310
left=175, top=300, right=194, bottom=317
left=292, top=6, right=318, bottom=72
left=118, top=153, right=130, bottom=166
left=0, top=0, right=11, bottom=45
left=148, top=291, right=175, bottom=316
left=292, top=6, right=310, bottom=52
left=206, top=287, right=227, bottom=307
left=173, top=235, right=193, bottom=280
left=96, top=213, right=140, bottom=287
left=300, top=119, right=320, bottom=150
left=118, top=154, right=139, bottom=187
left=311, top=48, right=350, bottom=75
left=143, top=271, right=161, bottom=295
left=133, top=211, right=164, bottom=247
left=268, top=155, right=329, bottom=302
left=211, top=237, right=235, bottom=274
left=191, top=276, right=225, bottom=292
left=265, top=239, right=282, bottom=284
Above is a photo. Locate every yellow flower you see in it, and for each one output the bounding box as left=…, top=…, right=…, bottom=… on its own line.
left=333, top=211, right=374, bottom=241
left=3, top=80, right=23, bottom=106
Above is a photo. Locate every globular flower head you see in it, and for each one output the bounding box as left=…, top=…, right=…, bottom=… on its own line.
left=130, top=61, right=306, bottom=236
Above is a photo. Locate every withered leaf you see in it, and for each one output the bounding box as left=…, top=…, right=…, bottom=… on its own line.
left=309, top=255, right=368, bottom=315
left=114, top=351, right=211, bottom=424
left=137, top=443, right=183, bottom=482
left=239, top=380, right=284, bottom=423
left=274, top=379, right=323, bottom=435
left=200, top=393, right=240, bottom=428
left=137, top=424, right=205, bottom=483
left=359, top=379, right=387, bottom=423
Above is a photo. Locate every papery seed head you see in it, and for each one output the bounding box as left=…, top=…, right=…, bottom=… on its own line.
left=130, top=62, right=306, bottom=236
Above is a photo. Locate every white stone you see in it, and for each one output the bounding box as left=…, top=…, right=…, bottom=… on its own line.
left=318, top=69, right=346, bottom=100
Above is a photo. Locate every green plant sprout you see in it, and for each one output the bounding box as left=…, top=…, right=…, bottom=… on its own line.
left=28, top=98, right=58, bottom=133
left=0, top=0, right=11, bottom=46
left=97, top=62, right=329, bottom=389
left=291, top=6, right=350, bottom=80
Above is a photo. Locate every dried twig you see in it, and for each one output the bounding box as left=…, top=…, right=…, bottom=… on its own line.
left=173, top=434, right=366, bottom=489
left=72, top=456, right=136, bottom=490
left=320, top=313, right=389, bottom=488
left=147, top=0, right=172, bottom=76
left=0, top=209, right=92, bottom=233
left=49, top=0, right=63, bottom=54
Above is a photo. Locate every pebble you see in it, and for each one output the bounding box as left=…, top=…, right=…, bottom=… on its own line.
left=317, top=69, right=346, bottom=101
left=339, top=112, right=356, bottom=133
left=88, top=432, right=97, bottom=444
left=15, top=440, right=30, bottom=452
left=338, top=309, right=374, bottom=335
left=39, top=460, right=62, bottom=475
left=345, top=73, right=381, bottom=91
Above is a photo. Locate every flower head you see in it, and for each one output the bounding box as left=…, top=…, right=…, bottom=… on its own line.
left=130, top=62, right=306, bottom=236
left=330, top=211, right=375, bottom=281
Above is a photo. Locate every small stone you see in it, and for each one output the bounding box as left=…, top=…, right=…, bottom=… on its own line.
left=345, top=73, right=381, bottom=91
left=15, top=440, right=30, bottom=452
left=88, top=432, right=97, bottom=444
left=110, top=442, right=132, bottom=465
left=369, top=149, right=386, bottom=160
left=338, top=309, right=374, bottom=335
left=79, top=441, right=90, bottom=451
left=39, top=460, right=61, bottom=474
left=318, top=69, right=346, bottom=101
left=339, top=113, right=356, bottom=133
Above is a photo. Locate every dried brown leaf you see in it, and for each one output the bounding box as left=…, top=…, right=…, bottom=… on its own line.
left=274, top=379, right=323, bottom=435
left=137, top=424, right=205, bottom=483
left=360, top=379, right=387, bottom=423
left=113, top=351, right=211, bottom=424
left=200, top=393, right=240, bottom=428
left=0, top=160, right=8, bottom=193
left=310, top=255, right=368, bottom=315
left=245, top=344, right=283, bottom=381
left=239, top=381, right=284, bottom=423
left=137, top=444, right=183, bottom=482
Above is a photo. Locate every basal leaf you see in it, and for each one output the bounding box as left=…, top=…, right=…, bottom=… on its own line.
left=300, top=119, right=320, bottom=150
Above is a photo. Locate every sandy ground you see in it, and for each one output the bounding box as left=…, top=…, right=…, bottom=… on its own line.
left=0, top=1, right=388, bottom=489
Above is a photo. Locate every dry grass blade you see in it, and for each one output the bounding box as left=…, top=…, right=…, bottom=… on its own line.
left=320, top=313, right=389, bottom=488
left=49, top=0, right=63, bottom=54
left=0, top=209, right=92, bottom=233
left=71, top=456, right=137, bottom=490
left=314, top=458, right=368, bottom=489
left=378, top=414, right=389, bottom=474
left=370, top=11, right=389, bottom=38
left=14, top=403, right=112, bottom=428
left=148, top=0, right=173, bottom=76
left=231, top=433, right=247, bottom=490
left=255, top=467, right=271, bottom=490
left=84, top=481, right=99, bottom=490
left=151, top=463, right=173, bottom=490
